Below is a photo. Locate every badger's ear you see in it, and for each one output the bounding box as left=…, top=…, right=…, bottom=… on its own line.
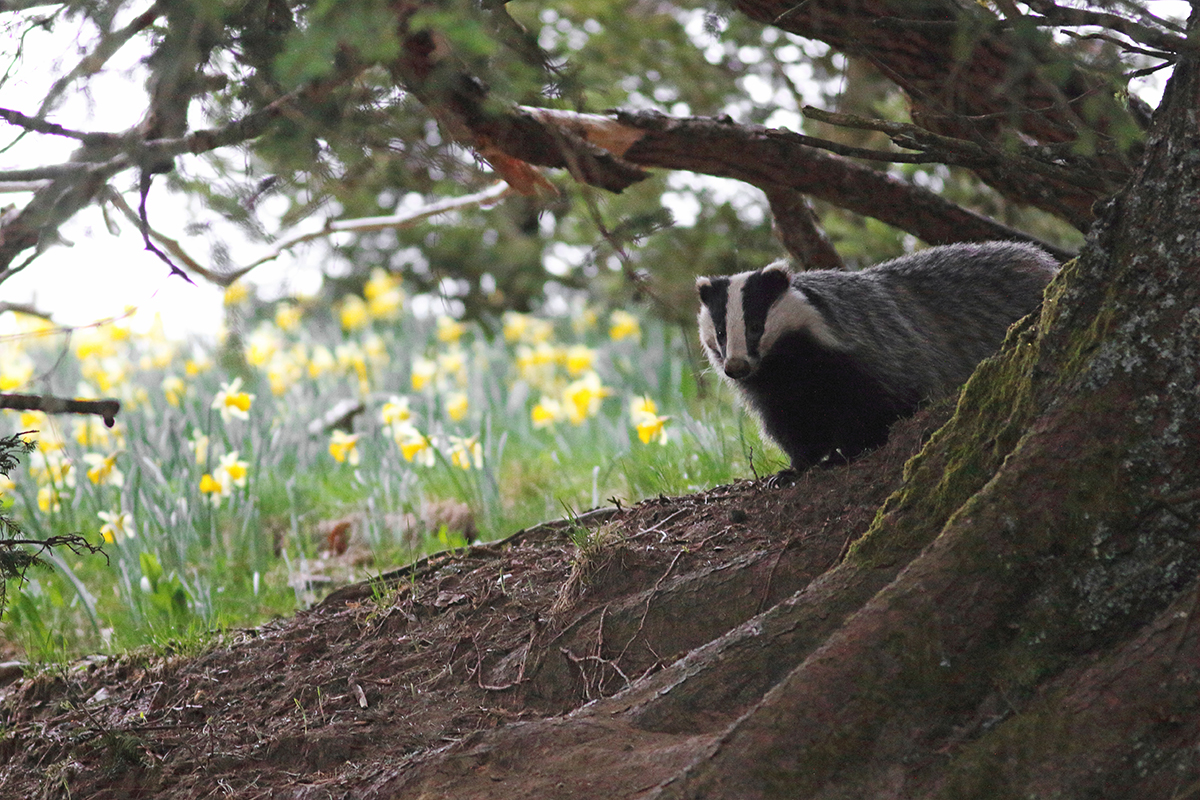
left=696, top=276, right=713, bottom=301
left=762, top=261, right=793, bottom=279
left=760, top=262, right=793, bottom=295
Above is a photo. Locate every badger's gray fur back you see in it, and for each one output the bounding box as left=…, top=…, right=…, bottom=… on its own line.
left=696, top=241, right=1059, bottom=471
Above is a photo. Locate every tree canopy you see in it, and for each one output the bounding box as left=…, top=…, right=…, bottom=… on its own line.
left=1, top=0, right=1184, bottom=326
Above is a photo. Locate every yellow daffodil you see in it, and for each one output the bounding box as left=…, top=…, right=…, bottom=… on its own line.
left=364, top=267, right=400, bottom=301
left=562, top=371, right=613, bottom=425
left=531, top=397, right=564, bottom=428
left=336, top=342, right=370, bottom=392
left=362, top=333, right=389, bottom=367
left=364, top=269, right=405, bottom=320
left=73, top=330, right=117, bottom=361
left=447, top=435, right=483, bottom=470
left=81, top=356, right=129, bottom=394
left=36, top=426, right=66, bottom=454
left=411, top=357, right=437, bottom=392
left=635, top=413, right=669, bottom=444
left=307, top=345, right=336, bottom=379
left=275, top=302, right=303, bottom=332
left=98, top=510, right=135, bottom=543
left=630, top=395, right=658, bottom=420
left=83, top=452, right=124, bottom=487
left=29, top=452, right=73, bottom=487
left=11, top=311, right=56, bottom=338
left=215, top=451, right=249, bottom=489
left=631, top=395, right=670, bottom=445
left=381, top=396, right=413, bottom=426
left=0, top=474, right=16, bottom=500
left=138, top=319, right=176, bottom=369
left=609, top=309, right=641, bottom=341
left=391, top=423, right=435, bottom=466
left=37, top=485, right=60, bottom=513
left=564, top=344, right=595, bottom=377
left=211, top=377, right=255, bottom=422
left=0, top=349, right=34, bottom=391
left=185, top=355, right=212, bottom=377
left=223, top=281, right=251, bottom=306
left=189, top=432, right=209, bottom=466
left=438, top=349, right=469, bottom=387
left=19, top=410, right=45, bottom=430
left=505, top=311, right=554, bottom=343
left=515, top=343, right=561, bottom=391
left=329, top=431, right=361, bottom=465
left=245, top=325, right=281, bottom=367
left=335, top=341, right=366, bottom=370
left=436, top=315, right=467, bottom=344
left=199, top=472, right=225, bottom=505
left=266, top=353, right=303, bottom=396
left=162, top=375, right=186, bottom=407
left=339, top=295, right=370, bottom=332
left=446, top=391, right=469, bottom=422
left=502, top=311, right=531, bottom=343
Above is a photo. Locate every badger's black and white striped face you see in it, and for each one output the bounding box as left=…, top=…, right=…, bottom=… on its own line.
left=697, top=263, right=837, bottom=381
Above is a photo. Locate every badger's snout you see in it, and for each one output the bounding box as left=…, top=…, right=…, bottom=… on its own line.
left=723, top=356, right=752, bottom=380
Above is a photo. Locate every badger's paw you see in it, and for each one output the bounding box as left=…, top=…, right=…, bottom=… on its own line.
left=766, top=468, right=799, bottom=489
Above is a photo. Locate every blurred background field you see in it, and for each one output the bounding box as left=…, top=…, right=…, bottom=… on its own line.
left=0, top=0, right=1100, bottom=665
left=0, top=280, right=780, bottom=662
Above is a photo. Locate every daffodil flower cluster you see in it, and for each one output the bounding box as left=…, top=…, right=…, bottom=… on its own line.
left=377, top=396, right=471, bottom=470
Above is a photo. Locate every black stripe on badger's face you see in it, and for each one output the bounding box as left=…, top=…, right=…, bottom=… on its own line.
left=697, top=275, right=730, bottom=360
left=739, top=267, right=792, bottom=360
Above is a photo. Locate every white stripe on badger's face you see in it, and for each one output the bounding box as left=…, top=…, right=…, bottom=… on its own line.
left=760, top=287, right=842, bottom=357
left=724, top=275, right=749, bottom=367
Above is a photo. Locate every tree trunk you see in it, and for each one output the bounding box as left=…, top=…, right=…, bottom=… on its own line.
left=372, top=13, right=1200, bottom=799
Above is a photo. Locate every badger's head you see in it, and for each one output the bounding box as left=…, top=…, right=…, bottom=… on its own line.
left=696, top=262, right=835, bottom=382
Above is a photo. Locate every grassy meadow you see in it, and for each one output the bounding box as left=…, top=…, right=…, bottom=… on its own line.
left=0, top=272, right=780, bottom=661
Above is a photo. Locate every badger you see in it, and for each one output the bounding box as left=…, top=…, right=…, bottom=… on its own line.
left=696, top=241, right=1059, bottom=472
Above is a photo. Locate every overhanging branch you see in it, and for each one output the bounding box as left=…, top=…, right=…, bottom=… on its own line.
left=490, top=107, right=1076, bottom=261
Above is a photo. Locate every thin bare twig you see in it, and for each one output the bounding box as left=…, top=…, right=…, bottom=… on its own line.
left=103, top=181, right=515, bottom=286
left=0, top=393, right=120, bottom=426
left=32, top=2, right=164, bottom=120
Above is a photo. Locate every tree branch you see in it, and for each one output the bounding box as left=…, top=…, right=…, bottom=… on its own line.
left=102, top=181, right=516, bottom=286
left=504, top=107, right=1076, bottom=261
left=732, top=0, right=1147, bottom=227
left=0, top=393, right=120, bottom=426
left=762, top=187, right=844, bottom=270
left=31, top=2, right=164, bottom=121
left=0, top=106, right=125, bottom=146
left=0, top=67, right=365, bottom=280
left=1022, top=0, right=1190, bottom=54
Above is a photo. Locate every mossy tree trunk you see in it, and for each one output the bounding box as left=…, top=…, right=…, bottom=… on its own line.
left=647, top=18, right=1200, bottom=797
left=376, top=13, right=1200, bottom=800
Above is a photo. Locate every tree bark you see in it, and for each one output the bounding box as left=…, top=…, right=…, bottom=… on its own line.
left=732, top=0, right=1144, bottom=228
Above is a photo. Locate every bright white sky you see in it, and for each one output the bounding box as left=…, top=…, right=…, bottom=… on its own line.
left=0, top=2, right=1189, bottom=340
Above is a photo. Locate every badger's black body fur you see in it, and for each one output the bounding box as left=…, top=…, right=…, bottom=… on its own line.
left=697, top=241, right=1059, bottom=470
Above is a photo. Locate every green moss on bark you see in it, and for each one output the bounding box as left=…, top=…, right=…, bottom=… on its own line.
left=846, top=259, right=1116, bottom=571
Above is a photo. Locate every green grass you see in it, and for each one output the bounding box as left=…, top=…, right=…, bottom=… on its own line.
left=0, top=289, right=781, bottom=661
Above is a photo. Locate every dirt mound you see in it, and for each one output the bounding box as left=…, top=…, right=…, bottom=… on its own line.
left=0, top=408, right=947, bottom=799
